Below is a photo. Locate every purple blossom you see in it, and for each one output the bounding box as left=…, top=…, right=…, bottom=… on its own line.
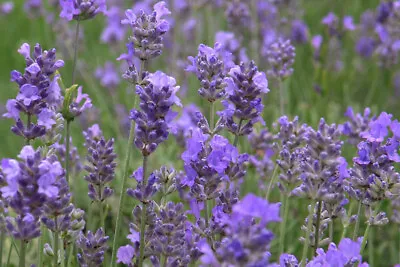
left=101, top=7, right=126, bottom=45
left=120, top=1, right=171, bottom=61
left=265, top=38, right=296, bottom=79
left=59, top=0, right=106, bottom=21
left=219, top=61, right=269, bottom=136
left=291, top=20, right=309, bottom=44
left=95, top=61, right=121, bottom=89
left=68, top=86, right=92, bottom=118
left=130, top=71, right=181, bottom=156
left=76, top=228, right=109, bottom=266
left=360, top=112, right=392, bottom=143
left=186, top=42, right=234, bottom=102
left=117, top=245, right=135, bottom=265
left=0, top=2, right=13, bottom=14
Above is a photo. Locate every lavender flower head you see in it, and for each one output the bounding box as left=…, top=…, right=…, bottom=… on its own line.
left=101, top=6, right=126, bottom=45
left=130, top=71, right=181, bottom=156
left=5, top=43, right=64, bottom=141
left=120, top=1, right=171, bottom=61
left=265, top=38, right=296, bottom=79
left=83, top=124, right=117, bottom=202
left=292, top=119, right=344, bottom=201
left=1, top=146, right=61, bottom=240
left=219, top=61, right=269, bottom=136
left=346, top=112, right=400, bottom=207
left=340, top=107, right=375, bottom=145
left=186, top=42, right=234, bottom=102
left=200, top=194, right=280, bottom=266
left=76, top=228, right=109, bottom=266
left=59, top=0, right=106, bottom=21
left=225, top=0, right=251, bottom=35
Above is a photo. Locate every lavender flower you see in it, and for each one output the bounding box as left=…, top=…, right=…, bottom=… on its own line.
left=65, top=86, right=92, bottom=120
left=340, top=107, right=375, bottom=145
left=170, top=104, right=201, bottom=147
left=291, top=20, right=309, bottom=44
left=225, top=0, right=251, bottom=35
left=219, top=61, right=269, bottom=137
left=130, top=71, right=181, bottom=156
left=265, top=38, right=295, bottom=79
left=307, top=238, right=368, bottom=267
left=215, top=31, right=248, bottom=64
left=1, top=146, right=61, bottom=240
left=5, top=43, right=64, bottom=141
left=186, top=43, right=234, bottom=102
left=59, top=0, right=106, bottom=21
left=76, top=228, right=109, bottom=266
left=0, top=2, right=13, bottom=15
left=292, top=119, right=344, bottom=201
left=120, top=1, right=171, bottom=61
left=83, top=124, right=117, bottom=202
left=200, top=194, right=280, bottom=266
left=101, top=7, right=126, bottom=45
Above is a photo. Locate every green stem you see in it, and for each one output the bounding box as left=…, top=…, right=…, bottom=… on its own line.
left=204, top=200, right=209, bottom=227
left=360, top=205, right=380, bottom=255
left=6, top=239, right=13, bottom=267
left=329, top=218, right=334, bottom=242
left=26, top=114, right=31, bottom=145
left=19, top=240, right=26, bottom=267
left=138, top=155, right=149, bottom=267
left=65, top=121, right=71, bottom=183
left=110, top=57, right=143, bottom=266
left=301, top=200, right=316, bottom=267
left=279, top=79, right=285, bottom=116
left=352, top=201, right=362, bottom=240
left=265, top=165, right=278, bottom=200
left=209, top=102, right=215, bottom=132
left=54, top=218, right=59, bottom=267
left=279, top=194, right=290, bottom=255
left=160, top=254, right=167, bottom=267
left=233, top=119, right=243, bottom=147
left=341, top=202, right=354, bottom=240
left=369, top=227, right=374, bottom=267
left=38, top=224, right=44, bottom=267
left=72, top=19, right=80, bottom=84
left=99, top=185, right=104, bottom=230
left=314, top=201, right=322, bottom=255
left=109, top=121, right=136, bottom=267
left=0, top=232, right=3, bottom=267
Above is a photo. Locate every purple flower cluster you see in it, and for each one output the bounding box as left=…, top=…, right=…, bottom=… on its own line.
left=76, top=228, right=109, bottom=266
left=83, top=124, right=117, bottom=202
left=186, top=43, right=234, bottom=102
left=130, top=71, right=181, bottom=156
left=59, top=0, right=106, bottom=21
left=219, top=61, right=269, bottom=137
left=1, top=146, right=61, bottom=240
left=4, top=43, right=64, bottom=142
left=265, top=38, right=296, bottom=79
left=120, top=1, right=171, bottom=61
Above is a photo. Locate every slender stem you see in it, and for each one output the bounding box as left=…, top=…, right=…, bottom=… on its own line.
left=19, top=240, right=26, bottom=267
left=63, top=239, right=69, bottom=267
left=360, top=205, right=380, bottom=255
left=72, top=19, right=80, bottom=84
left=138, top=155, right=149, bottom=267
left=38, top=224, right=44, bottom=267
left=352, top=201, right=362, bottom=240
left=369, top=227, right=374, bottom=267
left=26, top=114, right=31, bottom=145
left=109, top=121, right=136, bottom=267
left=65, top=121, right=71, bottom=183
left=67, top=242, right=74, bottom=267
left=233, top=119, right=243, bottom=147
left=6, top=240, right=13, bottom=267
left=314, top=201, right=323, bottom=255
left=54, top=218, right=59, bottom=267
left=0, top=232, right=4, bottom=267
left=209, top=102, right=215, bottom=132
left=301, top=200, right=316, bottom=267
left=279, top=78, right=285, bottom=116
left=160, top=254, right=167, bottom=267
left=110, top=60, right=142, bottom=266
left=279, top=194, right=290, bottom=255
left=265, top=165, right=278, bottom=200
left=341, top=202, right=354, bottom=240
left=329, top=218, right=334, bottom=242
left=204, top=200, right=209, bottom=227
left=99, top=200, right=104, bottom=230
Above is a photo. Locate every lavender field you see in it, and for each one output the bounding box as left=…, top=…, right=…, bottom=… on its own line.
left=0, top=0, right=400, bottom=266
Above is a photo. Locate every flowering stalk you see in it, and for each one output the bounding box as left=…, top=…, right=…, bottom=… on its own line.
left=19, top=241, right=26, bottom=267
left=314, top=201, right=323, bottom=255
left=352, top=201, right=362, bottom=240
left=138, top=155, right=149, bottom=267
left=279, top=194, right=290, bottom=254
left=65, top=121, right=71, bottom=183
left=360, top=205, right=381, bottom=254
left=54, top=218, right=59, bottom=267
left=110, top=87, right=138, bottom=267
left=301, top=200, right=316, bottom=267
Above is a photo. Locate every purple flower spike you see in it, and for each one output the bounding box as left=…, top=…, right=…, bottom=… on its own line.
left=219, top=61, right=269, bottom=136
left=265, top=38, right=296, bottom=79
left=130, top=71, right=181, bottom=156
left=76, top=228, right=109, bottom=266
left=59, top=0, right=106, bottom=21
